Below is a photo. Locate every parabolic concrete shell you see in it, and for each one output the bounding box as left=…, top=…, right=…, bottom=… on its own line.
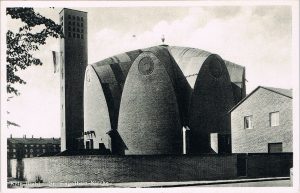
left=118, top=50, right=183, bottom=155
left=84, top=65, right=111, bottom=150
left=168, top=46, right=245, bottom=103
left=90, top=50, right=142, bottom=131
left=141, top=46, right=192, bottom=126
left=188, top=54, right=234, bottom=154
left=224, top=60, right=246, bottom=104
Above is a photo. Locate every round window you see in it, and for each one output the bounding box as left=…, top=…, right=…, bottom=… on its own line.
left=209, top=58, right=223, bottom=78
left=138, top=57, right=154, bottom=75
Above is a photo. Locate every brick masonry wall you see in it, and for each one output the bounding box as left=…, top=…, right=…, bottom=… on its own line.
left=189, top=54, right=234, bottom=153
left=246, top=153, right=293, bottom=178
left=118, top=51, right=183, bottom=155
left=20, top=155, right=237, bottom=183
left=231, top=88, right=293, bottom=153
left=60, top=9, right=88, bottom=151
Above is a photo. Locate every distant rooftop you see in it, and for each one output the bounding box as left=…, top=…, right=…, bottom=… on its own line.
left=7, top=137, right=60, bottom=145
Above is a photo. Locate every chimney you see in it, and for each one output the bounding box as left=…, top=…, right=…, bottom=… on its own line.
left=24, top=135, right=26, bottom=139
left=10, top=134, right=12, bottom=138
left=32, top=135, right=33, bottom=138
left=40, top=137, right=42, bottom=140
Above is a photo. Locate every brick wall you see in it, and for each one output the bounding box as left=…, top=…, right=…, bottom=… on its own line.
left=60, top=9, right=88, bottom=151
left=189, top=54, right=234, bottom=153
left=20, top=155, right=237, bottom=183
left=9, top=154, right=292, bottom=183
left=246, top=153, right=293, bottom=177
left=231, top=88, right=293, bottom=153
left=118, top=50, right=183, bottom=155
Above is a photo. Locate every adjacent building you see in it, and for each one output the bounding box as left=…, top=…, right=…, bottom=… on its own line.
left=230, top=86, right=293, bottom=153
left=7, top=136, right=61, bottom=159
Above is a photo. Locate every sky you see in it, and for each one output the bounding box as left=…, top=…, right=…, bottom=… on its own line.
left=5, top=5, right=294, bottom=138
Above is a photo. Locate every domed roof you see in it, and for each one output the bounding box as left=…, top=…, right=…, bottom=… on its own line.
left=167, top=46, right=245, bottom=88
left=84, top=45, right=246, bottom=155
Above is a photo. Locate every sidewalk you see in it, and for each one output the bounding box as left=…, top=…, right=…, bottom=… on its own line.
left=8, top=177, right=290, bottom=188
left=113, top=177, right=290, bottom=188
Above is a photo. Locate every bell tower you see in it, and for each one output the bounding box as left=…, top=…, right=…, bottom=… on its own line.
left=59, top=8, right=88, bottom=151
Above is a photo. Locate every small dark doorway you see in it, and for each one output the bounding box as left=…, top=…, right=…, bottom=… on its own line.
left=89, top=139, right=94, bottom=149
left=268, top=143, right=283, bottom=153
left=218, top=134, right=231, bottom=154
left=86, top=140, right=90, bottom=149
left=85, top=139, right=94, bottom=150
left=237, top=154, right=247, bottom=177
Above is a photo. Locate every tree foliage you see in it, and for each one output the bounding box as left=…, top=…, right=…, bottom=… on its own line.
left=6, top=8, right=63, bottom=95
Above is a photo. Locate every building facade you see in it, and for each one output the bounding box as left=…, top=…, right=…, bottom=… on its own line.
left=83, top=45, right=246, bottom=155
left=59, top=8, right=88, bottom=151
left=230, top=86, right=293, bottom=153
left=7, top=136, right=61, bottom=159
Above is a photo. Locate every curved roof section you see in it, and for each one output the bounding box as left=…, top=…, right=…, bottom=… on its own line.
left=90, top=45, right=192, bottom=127
left=89, top=50, right=142, bottom=130
left=87, top=45, right=244, bottom=129
left=167, top=46, right=245, bottom=88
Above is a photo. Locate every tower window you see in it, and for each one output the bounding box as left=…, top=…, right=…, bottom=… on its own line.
left=68, top=32, right=71, bottom=37
left=77, top=16, right=80, bottom=21
left=68, top=15, right=71, bottom=19
left=72, top=22, right=75, bottom=25
left=68, top=21, right=71, bottom=25
left=81, top=23, right=83, bottom=27
left=68, top=26, right=71, bottom=31
left=77, top=22, right=80, bottom=27
left=81, top=29, right=83, bottom=33
left=73, top=33, right=75, bottom=38
left=81, top=34, right=84, bottom=39
left=81, top=17, right=83, bottom=21
left=72, top=16, right=75, bottom=20
left=77, top=28, right=80, bottom=32
left=244, top=115, right=253, bottom=129
left=77, top=34, right=80, bottom=38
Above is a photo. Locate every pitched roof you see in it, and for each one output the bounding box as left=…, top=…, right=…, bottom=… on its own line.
left=228, top=86, right=293, bottom=113
left=7, top=138, right=60, bottom=145
left=261, top=86, right=293, bottom=98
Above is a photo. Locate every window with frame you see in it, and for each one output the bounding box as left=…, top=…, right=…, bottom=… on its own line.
left=244, top=115, right=253, bottom=129
left=270, top=111, right=279, bottom=127
left=268, top=142, right=282, bottom=153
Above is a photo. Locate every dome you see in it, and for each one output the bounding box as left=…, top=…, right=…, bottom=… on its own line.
left=118, top=46, right=190, bottom=155
left=83, top=45, right=245, bottom=155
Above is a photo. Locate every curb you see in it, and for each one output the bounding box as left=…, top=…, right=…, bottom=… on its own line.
left=116, top=177, right=290, bottom=188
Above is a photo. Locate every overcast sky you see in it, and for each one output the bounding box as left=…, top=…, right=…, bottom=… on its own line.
left=5, top=5, right=294, bottom=138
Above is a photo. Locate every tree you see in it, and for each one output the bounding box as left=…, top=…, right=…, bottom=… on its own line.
left=6, top=8, right=64, bottom=127
left=6, top=7, right=64, bottom=96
